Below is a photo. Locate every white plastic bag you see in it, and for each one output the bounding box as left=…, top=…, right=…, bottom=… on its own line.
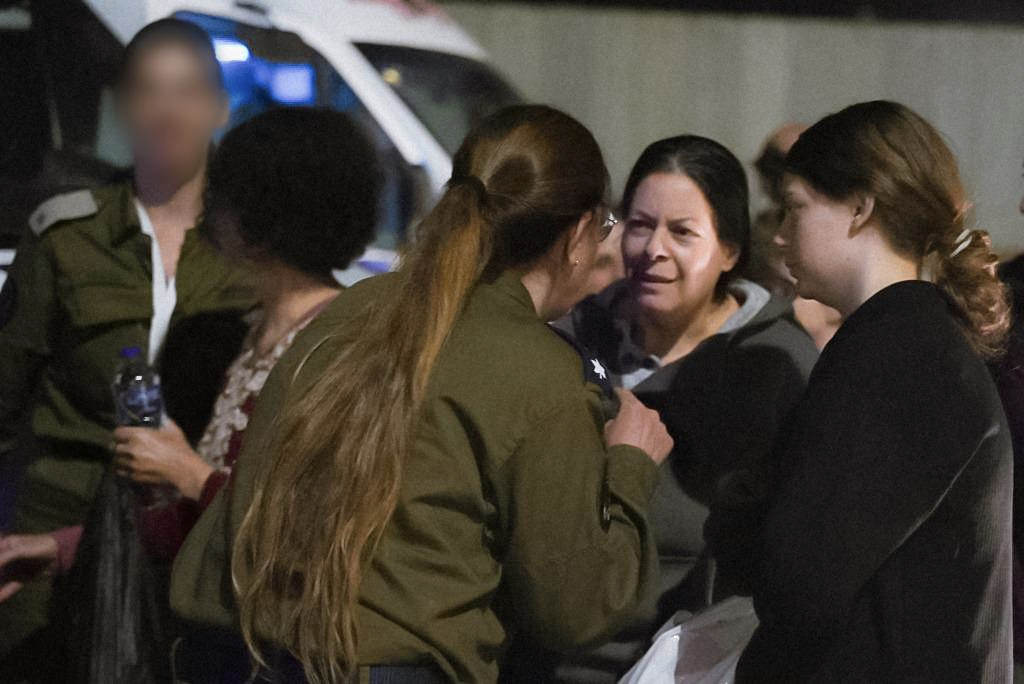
left=618, top=596, right=759, bottom=684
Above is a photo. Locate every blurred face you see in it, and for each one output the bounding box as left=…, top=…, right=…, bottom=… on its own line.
left=776, top=173, right=857, bottom=307
left=622, top=173, right=738, bottom=323
left=119, top=42, right=228, bottom=178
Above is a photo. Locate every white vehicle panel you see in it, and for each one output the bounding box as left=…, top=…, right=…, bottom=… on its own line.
left=0, top=249, right=13, bottom=289
left=267, top=12, right=453, bottom=190
left=86, top=0, right=485, bottom=58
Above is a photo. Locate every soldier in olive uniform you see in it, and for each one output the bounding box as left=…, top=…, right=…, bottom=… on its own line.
left=0, top=19, right=252, bottom=662
left=170, top=106, right=672, bottom=684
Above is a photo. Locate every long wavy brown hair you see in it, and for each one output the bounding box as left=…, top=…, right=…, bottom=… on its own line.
left=786, top=100, right=1010, bottom=358
left=232, top=105, right=607, bottom=682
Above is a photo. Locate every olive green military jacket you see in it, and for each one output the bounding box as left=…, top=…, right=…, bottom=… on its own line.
left=171, top=271, right=661, bottom=682
left=0, top=180, right=253, bottom=529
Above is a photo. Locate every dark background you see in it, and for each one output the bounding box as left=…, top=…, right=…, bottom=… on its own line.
left=454, top=0, right=1024, bottom=24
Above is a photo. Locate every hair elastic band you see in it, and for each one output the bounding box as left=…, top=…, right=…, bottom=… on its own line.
left=950, top=229, right=973, bottom=258
left=448, top=175, right=489, bottom=203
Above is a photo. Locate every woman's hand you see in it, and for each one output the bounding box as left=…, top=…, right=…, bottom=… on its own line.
left=0, top=533, right=59, bottom=602
left=113, top=419, right=214, bottom=500
left=604, top=388, right=674, bottom=465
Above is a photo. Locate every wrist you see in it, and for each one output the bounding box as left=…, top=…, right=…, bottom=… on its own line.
left=178, top=453, right=214, bottom=501
left=43, top=535, right=60, bottom=572
left=49, top=527, right=80, bottom=574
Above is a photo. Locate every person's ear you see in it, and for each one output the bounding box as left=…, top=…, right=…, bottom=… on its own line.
left=565, top=210, right=595, bottom=266
left=850, top=194, right=875, bottom=233
left=719, top=239, right=741, bottom=273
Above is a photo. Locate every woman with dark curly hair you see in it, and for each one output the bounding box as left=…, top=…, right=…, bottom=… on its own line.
left=0, top=106, right=380, bottom=591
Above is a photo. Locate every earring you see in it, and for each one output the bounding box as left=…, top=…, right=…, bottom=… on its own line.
left=573, top=257, right=581, bottom=266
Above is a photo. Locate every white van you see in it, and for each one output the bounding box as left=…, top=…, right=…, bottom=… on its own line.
left=0, top=0, right=520, bottom=288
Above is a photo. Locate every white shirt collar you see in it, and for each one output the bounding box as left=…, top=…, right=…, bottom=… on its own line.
left=134, top=200, right=178, bottom=365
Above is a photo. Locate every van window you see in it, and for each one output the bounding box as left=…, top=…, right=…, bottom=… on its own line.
left=38, top=1, right=124, bottom=164
left=357, top=44, right=520, bottom=156
left=0, top=3, right=121, bottom=251
left=0, top=7, right=47, bottom=180
left=178, top=12, right=419, bottom=247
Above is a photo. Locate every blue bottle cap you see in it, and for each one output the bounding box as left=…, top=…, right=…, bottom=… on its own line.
left=119, top=346, right=142, bottom=359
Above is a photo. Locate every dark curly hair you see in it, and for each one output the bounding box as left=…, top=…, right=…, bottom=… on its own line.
left=203, top=107, right=380, bottom=282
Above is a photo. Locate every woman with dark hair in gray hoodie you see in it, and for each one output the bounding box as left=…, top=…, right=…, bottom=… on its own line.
left=526, top=135, right=819, bottom=683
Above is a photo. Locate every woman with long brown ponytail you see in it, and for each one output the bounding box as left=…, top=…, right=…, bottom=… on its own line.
left=720, top=101, right=1013, bottom=682
left=169, top=105, right=672, bottom=683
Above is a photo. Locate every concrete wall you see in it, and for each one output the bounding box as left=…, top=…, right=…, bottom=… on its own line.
left=445, top=2, right=1024, bottom=253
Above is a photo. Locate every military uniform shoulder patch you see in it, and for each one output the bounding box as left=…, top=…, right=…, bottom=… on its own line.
left=549, top=324, right=616, bottom=400
left=29, top=189, right=99, bottom=236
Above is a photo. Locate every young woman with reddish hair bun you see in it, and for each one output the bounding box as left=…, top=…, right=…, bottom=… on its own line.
left=729, top=100, right=1013, bottom=683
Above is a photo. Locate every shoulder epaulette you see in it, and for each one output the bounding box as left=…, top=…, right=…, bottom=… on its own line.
left=29, top=189, right=99, bottom=236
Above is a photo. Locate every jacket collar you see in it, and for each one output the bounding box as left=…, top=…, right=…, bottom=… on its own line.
left=828, top=280, right=942, bottom=348
left=478, top=269, right=539, bottom=316
left=100, top=177, right=144, bottom=248
left=581, top=278, right=794, bottom=376
left=105, top=176, right=202, bottom=251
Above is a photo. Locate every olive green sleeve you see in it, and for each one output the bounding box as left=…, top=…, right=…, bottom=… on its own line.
left=498, top=391, right=660, bottom=652
left=0, top=230, right=57, bottom=459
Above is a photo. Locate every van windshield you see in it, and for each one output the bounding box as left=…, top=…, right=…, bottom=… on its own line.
left=176, top=11, right=427, bottom=247
left=357, top=44, right=521, bottom=156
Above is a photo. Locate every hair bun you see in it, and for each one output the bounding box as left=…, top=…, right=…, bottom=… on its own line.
left=447, top=175, right=490, bottom=205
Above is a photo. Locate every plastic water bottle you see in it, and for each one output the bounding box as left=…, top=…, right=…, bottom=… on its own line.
left=112, top=346, right=163, bottom=428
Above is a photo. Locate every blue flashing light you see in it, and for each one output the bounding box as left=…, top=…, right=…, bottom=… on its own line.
left=213, top=37, right=251, bottom=63
left=269, top=64, right=316, bottom=104
left=358, top=259, right=395, bottom=274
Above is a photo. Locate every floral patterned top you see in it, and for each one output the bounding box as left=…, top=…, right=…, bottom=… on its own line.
left=192, top=303, right=328, bottom=507
left=141, top=299, right=333, bottom=563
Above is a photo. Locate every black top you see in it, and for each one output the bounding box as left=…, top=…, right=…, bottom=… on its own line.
left=732, top=281, right=1013, bottom=683
left=995, top=255, right=1024, bottom=660
left=997, top=255, right=1024, bottom=548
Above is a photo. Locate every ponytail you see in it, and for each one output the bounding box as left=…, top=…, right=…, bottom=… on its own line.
left=232, top=105, right=606, bottom=683
left=931, top=221, right=1009, bottom=360
left=233, top=182, right=490, bottom=683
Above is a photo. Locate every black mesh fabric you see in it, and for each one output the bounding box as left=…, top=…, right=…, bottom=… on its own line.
left=58, top=469, right=166, bottom=683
